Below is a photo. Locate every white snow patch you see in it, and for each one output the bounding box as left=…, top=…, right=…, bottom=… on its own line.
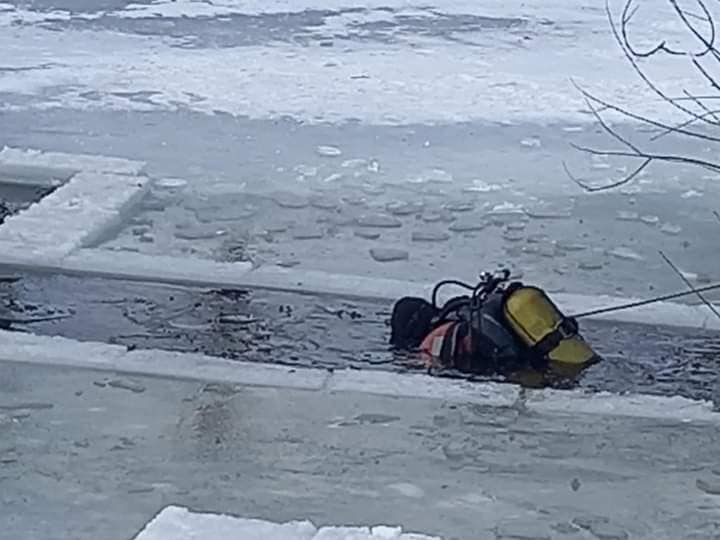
left=135, top=506, right=441, bottom=540
left=0, top=15, right=707, bottom=124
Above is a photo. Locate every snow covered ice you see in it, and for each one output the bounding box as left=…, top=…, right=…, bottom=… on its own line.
left=135, top=506, right=441, bottom=540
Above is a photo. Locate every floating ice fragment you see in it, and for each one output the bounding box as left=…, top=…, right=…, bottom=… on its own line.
left=579, top=260, right=604, bottom=270
left=616, top=211, right=640, bottom=221
left=556, top=242, right=588, bottom=252
left=272, top=192, right=309, bottom=209
left=411, top=230, right=450, bottom=242
left=341, top=159, right=367, bottom=169
left=356, top=214, right=402, bottom=228
left=445, top=201, right=474, bottom=212
left=407, top=168, right=452, bottom=184
left=387, top=201, right=423, bottom=216
left=370, top=248, right=409, bottom=262
left=463, top=180, right=502, bottom=193
left=449, top=218, right=489, bottom=232
left=292, top=227, right=324, bottom=240
left=608, top=247, right=645, bottom=261
left=502, top=230, right=525, bottom=242
left=660, top=223, right=682, bottom=235
left=355, top=230, right=380, bottom=240
left=520, top=137, right=541, bottom=148
left=316, top=145, right=342, bottom=157
left=322, top=173, right=344, bottom=183
left=640, top=215, right=659, bottom=225
left=294, top=164, right=319, bottom=177
left=156, top=177, right=187, bottom=189
left=174, top=225, right=227, bottom=240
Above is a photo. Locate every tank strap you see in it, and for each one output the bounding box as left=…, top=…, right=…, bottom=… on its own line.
left=530, top=317, right=579, bottom=356
left=437, top=321, right=467, bottom=367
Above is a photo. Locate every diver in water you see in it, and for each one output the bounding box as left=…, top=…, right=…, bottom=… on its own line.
left=389, top=269, right=600, bottom=384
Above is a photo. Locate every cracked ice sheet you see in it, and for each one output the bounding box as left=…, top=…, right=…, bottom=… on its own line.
left=134, top=506, right=440, bottom=540
left=99, top=0, right=720, bottom=27
left=0, top=18, right=707, bottom=125
left=0, top=0, right=617, bottom=21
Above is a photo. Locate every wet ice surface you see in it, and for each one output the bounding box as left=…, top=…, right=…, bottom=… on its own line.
left=99, top=173, right=720, bottom=299
left=2, top=272, right=720, bottom=403
left=3, top=109, right=720, bottom=298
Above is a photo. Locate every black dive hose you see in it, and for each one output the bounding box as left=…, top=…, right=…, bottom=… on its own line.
left=431, top=279, right=476, bottom=308
left=430, top=275, right=720, bottom=321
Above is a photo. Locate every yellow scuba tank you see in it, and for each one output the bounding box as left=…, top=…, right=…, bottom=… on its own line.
left=502, top=285, right=597, bottom=367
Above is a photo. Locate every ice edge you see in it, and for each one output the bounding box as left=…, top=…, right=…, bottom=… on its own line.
left=0, top=330, right=716, bottom=422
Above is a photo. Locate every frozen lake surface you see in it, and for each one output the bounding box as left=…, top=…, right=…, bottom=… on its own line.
left=2, top=0, right=720, bottom=299
left=2, top=3, right=720, bottom=539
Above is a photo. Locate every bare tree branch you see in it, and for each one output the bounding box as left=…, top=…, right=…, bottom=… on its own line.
left=612, top=0, right=720, bottom=130
left=569, top=0, right=720, bottom=192
left=563, top=159, right=651, bottom=192
left=659, top=250, right=720, bottom=321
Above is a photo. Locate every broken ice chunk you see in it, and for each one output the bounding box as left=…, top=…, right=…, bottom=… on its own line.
left=463, top=179, right=502, bottom=193
left=411, top=230, right=450, bottom=242
left=520, top=137, right=541, bottom=148
left=660, top=223, right=682, bottom=235
left=292, top=227, right=324, bottom=240
left=316, top=145, right=342, bottom=157
left=616, top=211, right=640, bottom=221
left=449, top=217, right=489, bottom=232
left=608, top=247, right=645, bottom=261
left=356, top=214, right=402, bottom=228
left=156, top=177, right=187, bottom=189
left=578, top=260, right=604, bottom=270
left=271, top=192, right=309, bottom=209
left=640, top=215, right=659, bottom=225
left=370, top=248, right=409, bottom=262
left=355, top=230, right=381, bottom=240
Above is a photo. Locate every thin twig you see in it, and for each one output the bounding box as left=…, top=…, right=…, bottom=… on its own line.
left=650, top=103, right=720, bottom=141
left=563, top=159, right=651, bottom=192
left=659, top=250, right=720, bottom=321
left=612, top=0, right=720, bottom=130
left=569, top=0, right=720, bottom=192
left=580, top=85, right=720, bottom=143
left=682, top=88, right=720, bottom=123
left=570, top=142, right=720, bottom=171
